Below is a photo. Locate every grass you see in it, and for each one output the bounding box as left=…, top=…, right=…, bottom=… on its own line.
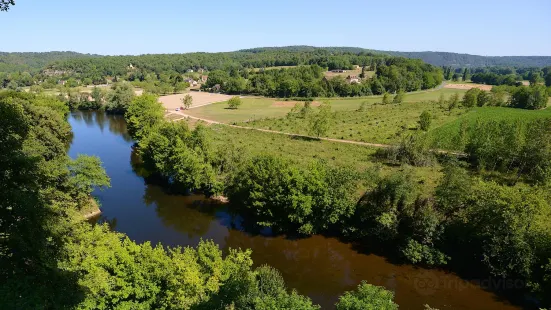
left=186, top=88, right=468, bottom=124
left=207, top=123, right=442, bottom=194
left=429, top=106, right=551, bottom=150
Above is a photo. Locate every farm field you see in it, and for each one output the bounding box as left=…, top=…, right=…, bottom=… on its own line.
left=158, top=91, right=233, bottom=110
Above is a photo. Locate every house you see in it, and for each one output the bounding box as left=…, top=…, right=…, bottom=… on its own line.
left=191, top=81, right=198, bottom=86
left=346, top=75, right=360, bottom=84
left=200, top=75, right=208, bottom=83
left=58, top=80, right=66, bottom=86
left=186, top=69, right=194, bottom=73
left=184, top=78, right=194, bottom=84
left=331, top=69, right=346, bottom=73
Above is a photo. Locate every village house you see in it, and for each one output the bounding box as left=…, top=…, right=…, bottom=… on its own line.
left=331, top=69, right=346, bottom=73
left=200, top=75, right=208, bottom=83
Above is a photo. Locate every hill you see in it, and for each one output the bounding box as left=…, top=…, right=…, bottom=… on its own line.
left=240, top=46, right=551, bottom=68
left=0, top=51, right=99, bottom=72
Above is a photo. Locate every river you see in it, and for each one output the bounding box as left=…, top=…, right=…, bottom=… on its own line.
left=68, top=111, right=523, bottom=310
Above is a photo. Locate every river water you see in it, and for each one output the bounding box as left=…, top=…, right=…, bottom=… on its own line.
left=68, top=111, right=522, bottom=310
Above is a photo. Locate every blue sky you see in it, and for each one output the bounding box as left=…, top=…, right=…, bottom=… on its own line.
left=1, top=0, right=550, bottom=56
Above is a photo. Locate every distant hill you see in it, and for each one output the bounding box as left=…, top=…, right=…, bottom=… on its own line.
left=0, top=51, right=99, bottom=72
left=240, top=46, right=551, bottom=68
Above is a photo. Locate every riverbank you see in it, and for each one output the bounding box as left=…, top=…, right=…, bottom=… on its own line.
left=80, top=197, right=101, bottom=219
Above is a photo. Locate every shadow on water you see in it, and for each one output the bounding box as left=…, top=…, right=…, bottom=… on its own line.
left=69, top=111, right=529, bottom=310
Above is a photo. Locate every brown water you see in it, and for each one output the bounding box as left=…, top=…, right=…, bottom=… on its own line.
left=68, top=111, right=523, bottom=310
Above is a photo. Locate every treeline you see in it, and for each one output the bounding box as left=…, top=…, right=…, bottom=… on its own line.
left=0, top=90, right=402, bottom=309
left=127, top=95, right=551, bottom=307
left=0, top=51, right=97, bottom=73
left=461, top=84, right=550, bottom=110
left=203, top=60, right=442, bottom=97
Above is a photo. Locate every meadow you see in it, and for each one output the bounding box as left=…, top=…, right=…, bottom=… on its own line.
left=207, top=123, right=443, bottom=194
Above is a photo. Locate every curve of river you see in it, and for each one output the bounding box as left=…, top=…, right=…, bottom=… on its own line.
left=68, top=111, right=523, bottom=310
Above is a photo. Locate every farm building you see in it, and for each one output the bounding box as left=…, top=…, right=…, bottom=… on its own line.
left=346, top=75, right=360, bottom=84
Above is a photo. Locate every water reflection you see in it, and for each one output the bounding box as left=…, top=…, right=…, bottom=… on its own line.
left=68, top=111, right=522, bottom=310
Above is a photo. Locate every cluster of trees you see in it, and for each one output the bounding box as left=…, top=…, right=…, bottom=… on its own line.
left=203, top=60, right=442, bottom=98
left=1, top=90, right=401, bottom=309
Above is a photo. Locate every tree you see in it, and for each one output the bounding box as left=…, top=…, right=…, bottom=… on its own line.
left=462, top=68, right=470, bottom=82
left=309, top=102, right=332, bottom=137
left=392, top=91, right=405, bottom=104
left=437, top=93, right=446, bottom=108
left=125, top=94, right=164, bottom=141
left=0, top=0, right=15, bottom=11
left=91, top=86, right=105, bottom=106
left=545, top=73, right=551, bottom=87
left=105, top=82, right=135, bottom=114
left=462, top=88, right=481, bottom=108
left=335, top=282, right=398, bottom=310
left=447, top=93, right=460, bottom=112
left=529, top=72, right=542, bottom=86
left=67, top=155, right=111, bottom=205
left=382, top=92, right=391, bottom=105
left=419, top=110, right=432, bottom=131
left=181, top=94, right=193, bottom=109
left=227, top=96, right=241, bottom=109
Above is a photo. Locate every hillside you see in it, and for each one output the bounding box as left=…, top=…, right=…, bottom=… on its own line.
left=240, top=46, right=551, bottom=67
left=0, top=51, right=99, bottom=72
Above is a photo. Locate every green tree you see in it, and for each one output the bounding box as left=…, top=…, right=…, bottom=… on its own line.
left=462, top=88, right=481, bottom=108
left=181, top=94, right=193, bottom=109
left=105, top=82, right=135, bottom=114
left=419, top=110, right=432, bottom=131
left=462, top=68, right=470, bottom=82
left=447, top=93, right=460, bottom=112
left=227, top=96, right=242, bottom=109
left=335, top=282, right=398, bottom=310
left=309, top=102, right=332, bottom=137
left=529, top=71, right=542, bottom=86
left=125, top=93, right=164, bottom=141
left=545, top=73, right=551, bottom=87
left=392, top=91, right=405, bottom=104
left=90, top=86, right=105, bottom=106
left=382, top=92, right=390, bottom=105
left=67, top=155, right=110, bottom=205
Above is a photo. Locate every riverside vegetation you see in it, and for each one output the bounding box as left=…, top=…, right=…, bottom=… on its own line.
left=127, top=93, right=551, bottom=308
left=1, top=90, right=404, bottom=309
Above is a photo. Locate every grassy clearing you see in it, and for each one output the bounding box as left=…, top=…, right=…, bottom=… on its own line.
left=429, top=106, right=551, bottom=150
left=207, top=123, right=442, bottom=194
left=185, top=88, right=468, bottom=124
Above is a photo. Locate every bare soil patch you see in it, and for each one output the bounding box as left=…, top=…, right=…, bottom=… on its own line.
left=159, top=92, right=233, bottom=110
left=272, top=101, right=321, bottom=107
left=444, top=83, right=492, bottom=91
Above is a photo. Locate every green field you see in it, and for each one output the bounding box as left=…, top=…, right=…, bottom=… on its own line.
left=186, top=88, right=468, bottom=124
left=208, top=124, right=442, bottom=194
left=428, top=106, right=551, bottom=150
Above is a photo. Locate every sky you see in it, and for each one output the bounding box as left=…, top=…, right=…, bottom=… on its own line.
left=1, top=0, right=550, bottom=56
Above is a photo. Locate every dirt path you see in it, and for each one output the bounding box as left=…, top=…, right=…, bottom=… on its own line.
left=166, top=111, right=392, bottom=148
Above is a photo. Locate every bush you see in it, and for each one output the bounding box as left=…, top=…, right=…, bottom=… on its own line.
left=335, top=282, right=398, bottom=310
left=419, top=110, right=432, bottom=131
left=227, top=96, right=242, bottom=109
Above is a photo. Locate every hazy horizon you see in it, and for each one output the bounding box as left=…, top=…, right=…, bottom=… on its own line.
left=1, top=0, right=550, bottom=56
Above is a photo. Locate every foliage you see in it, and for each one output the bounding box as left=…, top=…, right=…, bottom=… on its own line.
left=225, top=154, right=359, bottom=235
left=418, top=110, right=432, bottom=131
left=182, top=94, right=193, bottom=109
left=392, top=91, right=405, bottom=104
left=227, top=96, right=242, bottom=109
left=125, top=93, right=164, bottom=141
left=377, top=134, right=435, bottom=167
left=105, top=82, right=135, bottom=114
left=382, top=92, right=390, bottom=104
left=462, top=88, right=481, bottom=108
left=510, top=85, right=548, bottom=109
left=67, top=155, right=110, bottom=205
left=335, top=282, right=398, bottom=310
left=309, top=102, right=332, bottom=137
